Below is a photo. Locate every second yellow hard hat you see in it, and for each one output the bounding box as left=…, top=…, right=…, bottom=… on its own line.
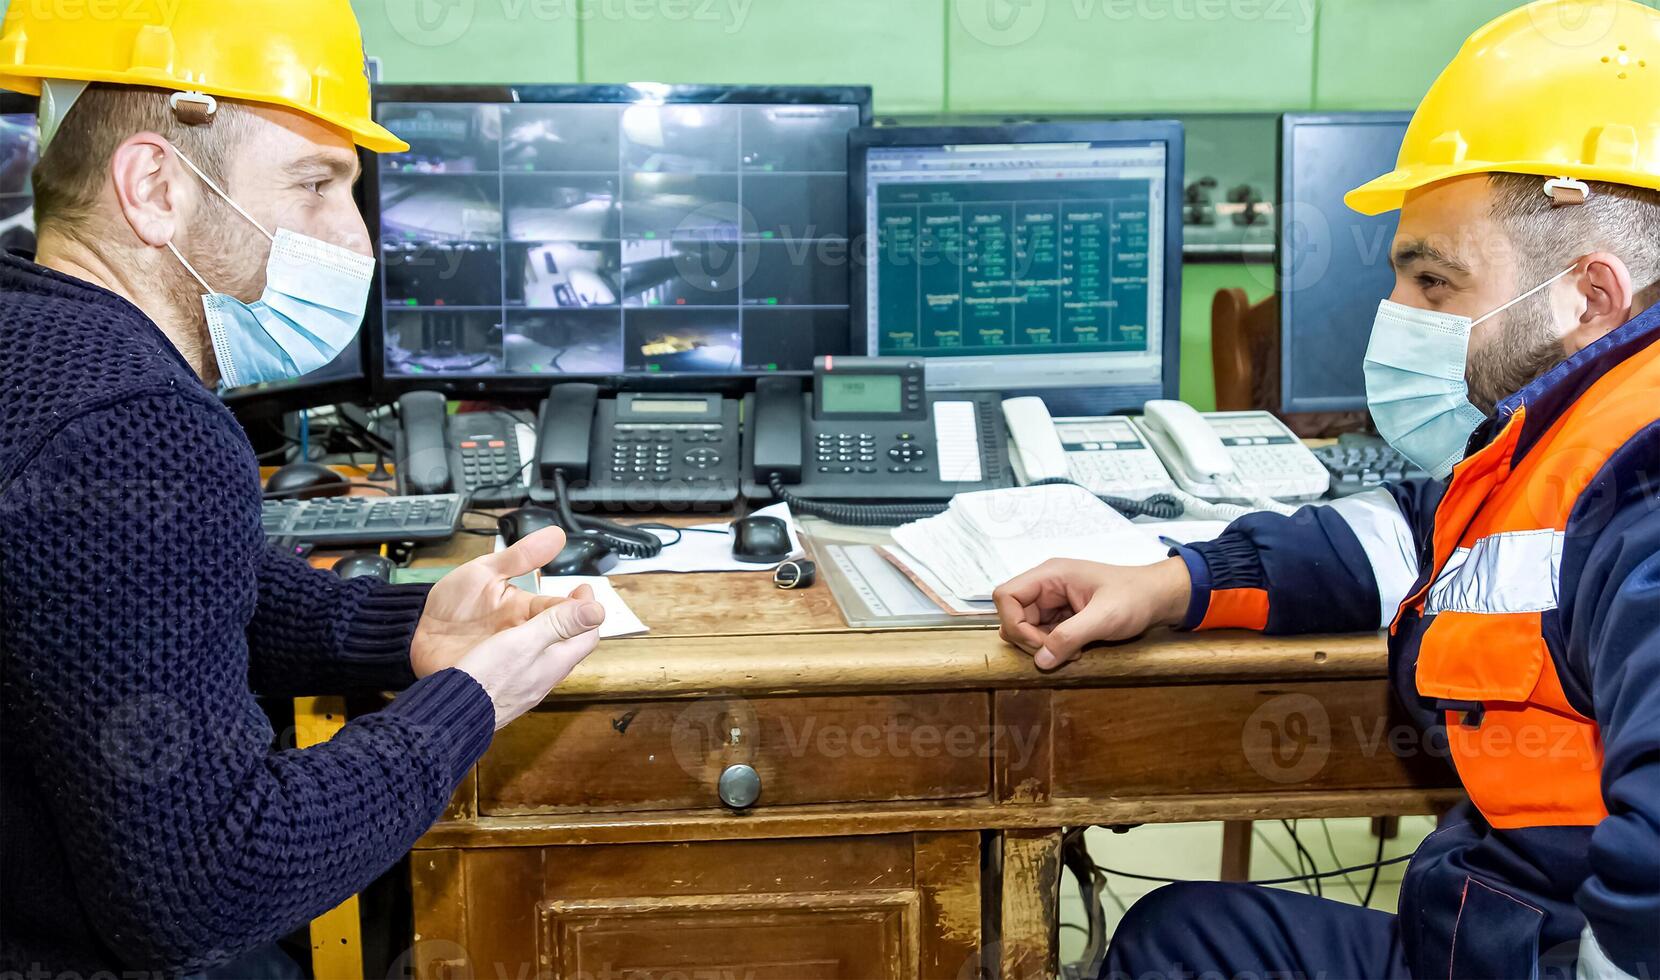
left=1347, top=0, right=1660, bottom=215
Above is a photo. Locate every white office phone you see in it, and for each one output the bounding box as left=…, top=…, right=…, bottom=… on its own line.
left=1002, top=397, right=1329, bottom=508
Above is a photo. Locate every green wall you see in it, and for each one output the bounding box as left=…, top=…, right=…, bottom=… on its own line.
left=357, top=0, right=1540, bottom=112
left=354, top=0, right=1583, bottom=404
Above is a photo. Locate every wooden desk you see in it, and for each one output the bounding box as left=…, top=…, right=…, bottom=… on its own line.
left=396, top=529, right=1460, bottom=980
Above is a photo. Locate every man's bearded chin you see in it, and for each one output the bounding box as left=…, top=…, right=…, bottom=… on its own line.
left=1465, top=298, right=1566, bottom=415
left=163, top=213, right=271, bottom=387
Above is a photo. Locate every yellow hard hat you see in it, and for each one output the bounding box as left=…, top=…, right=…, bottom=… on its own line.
left=1346, top=0, right=1660, bottom=216
left=0, top=0, right=408, bottom=153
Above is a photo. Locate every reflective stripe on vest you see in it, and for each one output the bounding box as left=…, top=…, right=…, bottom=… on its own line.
left=1404, top=337, right=1660, bottom=830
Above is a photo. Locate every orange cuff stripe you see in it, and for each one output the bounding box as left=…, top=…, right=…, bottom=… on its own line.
left=1198, top=587, right=1270, bottom=631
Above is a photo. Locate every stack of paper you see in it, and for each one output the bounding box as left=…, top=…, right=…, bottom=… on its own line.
left=889, top=484, right=1170, bottom=603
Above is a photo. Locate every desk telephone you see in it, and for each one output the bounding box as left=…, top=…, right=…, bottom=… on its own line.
left=528, top=383, right=742, bottom=511
left=1003, top=397, right=1329, bottom=508
left=742, top=357, right=1014, bottom=515
left=394, top=391, right=535, bottom=508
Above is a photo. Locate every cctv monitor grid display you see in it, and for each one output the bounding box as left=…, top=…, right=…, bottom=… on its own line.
left=375, top=101, right=863, bottom=379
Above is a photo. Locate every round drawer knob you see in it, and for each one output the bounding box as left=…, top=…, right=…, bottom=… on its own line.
left=718, top=764, right=761, bottom=809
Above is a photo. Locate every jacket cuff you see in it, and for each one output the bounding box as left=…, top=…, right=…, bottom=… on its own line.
left=339, top=583, right=431, bottom=690
left=379, top=668, right=495, bottom=785
left=1183, top=534, right=1271, bottom=631
left=1171, top=546, right=1212, bottom=631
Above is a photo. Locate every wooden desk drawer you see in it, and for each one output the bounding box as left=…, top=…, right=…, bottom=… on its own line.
left=1039, top=681, right=1458, bottom=799
left=478, top=692, right=993, bottom=815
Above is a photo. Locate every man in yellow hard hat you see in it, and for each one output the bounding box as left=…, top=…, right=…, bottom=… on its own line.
left=995, top=2, right=1660, bottom=978
left=0, top=2, right=607, bottom=975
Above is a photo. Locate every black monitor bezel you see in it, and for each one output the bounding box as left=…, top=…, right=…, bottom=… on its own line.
left=1277, top=111, right=1413, bottom=415
left=848, top=121, right=1185, bottom=408
left=365, top=83, right=874, bottom=400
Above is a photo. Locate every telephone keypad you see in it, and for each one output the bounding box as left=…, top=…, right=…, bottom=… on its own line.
left=605, top=422, right=730, bottom=484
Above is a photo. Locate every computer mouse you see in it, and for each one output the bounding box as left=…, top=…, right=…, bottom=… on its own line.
left=265, top=461, right=348, bottom=499
left=498, top=505, right=561, bottom=545
left=332, top=553, right=396, bottom=583
left=545, top=534, right=619, bottom=577
left=732, top=515, right=792, bottom=565
left=498, top=507, right=618, bottom=576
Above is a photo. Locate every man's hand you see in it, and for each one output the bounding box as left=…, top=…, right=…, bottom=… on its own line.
left=411, top=527, right=596, bottom=680
left=992, top=556, right=1192, bottom=670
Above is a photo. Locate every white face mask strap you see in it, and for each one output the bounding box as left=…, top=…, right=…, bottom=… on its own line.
left=169, top=144, right=275, bottom=242
left=166, top=241, right=214, bottom=294
left=1472, top=265, right=1576, bottom=327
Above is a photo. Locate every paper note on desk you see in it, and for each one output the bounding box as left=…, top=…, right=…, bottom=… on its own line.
left=890, top=484, right=1168, bottom=602
left=536, top=575, right=650, bottom=638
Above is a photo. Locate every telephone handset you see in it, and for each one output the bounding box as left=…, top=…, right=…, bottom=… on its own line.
left=1134, top=400, right=1329, bottom=503
left=394, top=391, right=534, bottom=507
left=528, top=383, right=741, bottom=511
left=1001, top=397, right=1328, bottom=510
left=743, top=357, right=1015, bottom=515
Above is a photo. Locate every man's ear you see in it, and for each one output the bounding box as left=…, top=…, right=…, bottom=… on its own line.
left=1564, top=251, right=1635, bottom=354
left=108, top=132, right=193, bottom=249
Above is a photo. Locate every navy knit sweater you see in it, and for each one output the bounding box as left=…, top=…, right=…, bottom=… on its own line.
left=0, top=253, right=495, bottom=975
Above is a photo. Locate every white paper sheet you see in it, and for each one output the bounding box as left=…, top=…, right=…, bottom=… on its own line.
left=534, top=575, right=650, bottom=638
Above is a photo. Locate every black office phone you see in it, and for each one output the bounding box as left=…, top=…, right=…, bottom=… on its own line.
left=742, top=357, right=1014, bottom=505
left=530, top=383, right=741, bottom=512
left=394, top=391, right=532, bottom=508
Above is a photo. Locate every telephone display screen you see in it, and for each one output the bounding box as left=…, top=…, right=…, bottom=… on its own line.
left=820, top=374, right=902, bottom=414
left=373, top=95, right=864, bottom=382
left=630, top=398, right=711, bottom=415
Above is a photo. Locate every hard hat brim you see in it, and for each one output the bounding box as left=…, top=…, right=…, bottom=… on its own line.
left=0, top=72, right=409, bottom=154
left=1348, top=161, right=1660, bottom=217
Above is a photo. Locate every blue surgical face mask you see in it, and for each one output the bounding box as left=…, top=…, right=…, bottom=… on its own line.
left=1363, top=266, right=1573, bottom=480
left=164, top=147, right=374, bottom=390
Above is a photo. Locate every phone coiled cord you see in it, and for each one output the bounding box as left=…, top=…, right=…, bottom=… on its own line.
left=550, top=469, right=666, bottom=559
left=767, top=474, right=1189, bottom=526
left=766, top=474, right=949, bottom=527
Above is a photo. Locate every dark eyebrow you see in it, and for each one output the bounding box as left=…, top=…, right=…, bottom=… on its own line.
left=284, top=153, right=361, bottom=183
left=1391, top=238, right=1473, bottom=276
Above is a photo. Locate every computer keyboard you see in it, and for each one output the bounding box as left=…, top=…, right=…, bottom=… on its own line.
left=261, top=494, right=465, bottom=546
left=1313, top=434, right=1430, bottom=497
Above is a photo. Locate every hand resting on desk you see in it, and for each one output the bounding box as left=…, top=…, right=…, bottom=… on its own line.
left=993, top=557, right=1192, bottom=671
left=413, top=526, right=607, bottom=728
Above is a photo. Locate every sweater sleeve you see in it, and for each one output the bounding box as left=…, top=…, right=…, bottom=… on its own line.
left=0, top=393, right=494, bottom=974
left=246, top=546, right=428, bottom=696
left=1560, top=426, right=1660, bottom=977
left=1174, top=479, right=1442, bottom=634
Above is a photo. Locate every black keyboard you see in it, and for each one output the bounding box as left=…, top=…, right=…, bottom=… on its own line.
left=1314, top=434, right=1430, bottom=497
left=262, top=494, right=464, bottom=546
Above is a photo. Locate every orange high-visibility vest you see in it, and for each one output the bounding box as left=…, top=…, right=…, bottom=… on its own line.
left=1398, top=338, right=1660, bottom=830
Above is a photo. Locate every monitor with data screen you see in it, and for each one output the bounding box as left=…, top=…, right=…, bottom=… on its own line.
left=852, top=122, right=1183, bottom=413
left=367, top=84, right=871, bottom=394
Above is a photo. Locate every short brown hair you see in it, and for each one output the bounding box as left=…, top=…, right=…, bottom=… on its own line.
left=33, top=83, right=249, bottom=235
left=1489, top=174, right=1660, bottom=310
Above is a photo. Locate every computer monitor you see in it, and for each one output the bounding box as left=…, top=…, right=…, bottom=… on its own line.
left=366, top=84, right=872, bottom=397
left=1278, top=112, right=1412, bottom=414
left=1, top=94, right=38, bottom=254
left=851, top=122, right=1183, bottom=414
